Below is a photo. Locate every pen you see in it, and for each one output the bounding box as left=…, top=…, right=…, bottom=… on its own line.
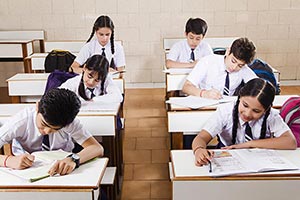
left=208, top=151, right=212, bottom=173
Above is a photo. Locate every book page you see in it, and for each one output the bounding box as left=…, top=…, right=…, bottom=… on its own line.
left=0, top=150, right=70, bottom=182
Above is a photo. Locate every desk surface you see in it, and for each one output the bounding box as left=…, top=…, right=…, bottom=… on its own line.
left=0, top=157, right=108, bottom=189
left=0, top=39, right=33, bottom=44
left=171, top=149, right=300, bottom=180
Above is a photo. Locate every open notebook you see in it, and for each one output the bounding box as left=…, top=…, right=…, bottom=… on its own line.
left=208, top=149, right=299, bottom=177
left=0, top=150, right=70, bottom=182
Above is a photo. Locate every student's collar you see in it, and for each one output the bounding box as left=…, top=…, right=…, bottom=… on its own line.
left=239, top=117, right=254, bottom=127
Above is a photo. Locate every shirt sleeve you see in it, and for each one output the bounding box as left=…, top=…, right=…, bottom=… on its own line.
left=202, top=106, right=227, bottom=138
left=268, top=109, right=291, bottom=138
left=241, top=65, right=258, bottom=83
left=114, top=43, right=126, bottom=68
left=64, top=118, right=92, bottom=145
left=75, top=43, right=92, bottom=66
left=186, top=58, right=208, bottom=87
left=167, top=42, right=181, bottom=61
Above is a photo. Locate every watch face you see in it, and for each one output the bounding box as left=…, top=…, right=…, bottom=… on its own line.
left=72, top=154, right=80, bottom=160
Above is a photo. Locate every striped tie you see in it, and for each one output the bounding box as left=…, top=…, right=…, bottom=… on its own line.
left=42, top=135, right=50, bottom=151
left=101, top=48, right=106, bottom=57
left=245, top=122, right=253, bottom=141
left=190, top=49, right=195, bottom=61
left=223, top=71, right=230, bottom=95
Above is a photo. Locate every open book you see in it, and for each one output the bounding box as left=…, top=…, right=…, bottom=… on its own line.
left=166, top=95, right=235, bottom=109
left=0, top=150, right=70, bottom=182
left=208, top=149, right=299, bottom=177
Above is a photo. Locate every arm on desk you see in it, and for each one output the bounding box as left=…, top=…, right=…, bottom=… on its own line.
left=182, top=80, right=222, bottom=99
left=166, top=59, right=197, bottom=69
left=192, top=130, right=214, bottom=166
left=225, top=131, right=297, bottom=150
left=48, top=136, right=103, bottom=176
left=0, top=153, right=35, bottom=169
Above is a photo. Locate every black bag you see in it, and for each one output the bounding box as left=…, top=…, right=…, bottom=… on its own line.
left=44, top=50, right=76, bottom=73
left=248, top=59, right=280, bottom=95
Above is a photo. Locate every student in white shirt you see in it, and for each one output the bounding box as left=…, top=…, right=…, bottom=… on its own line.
left=192, top=78, right=297, bottom=166
left=70, top=15, right=125, bottom=73
left=0, top=88, right=103, bottom=175
left=166, top=18, right=213, bottom=68
left=60, top=54, right=123, bottom=104
left=182, top=37, right=257, bottom=99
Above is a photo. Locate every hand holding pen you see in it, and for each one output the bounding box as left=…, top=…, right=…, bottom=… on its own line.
left=4, top=153, right=35, bottom=170
left=194, top=148, right=214, bottom=167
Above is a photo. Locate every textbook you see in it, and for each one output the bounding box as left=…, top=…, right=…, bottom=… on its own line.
left=208, top=149, right=299, bottom=177
left=0, top=150, right=70, bottom=182
left=166, top=95, right=235, bottom=109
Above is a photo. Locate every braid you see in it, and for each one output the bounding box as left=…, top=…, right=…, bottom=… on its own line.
left=87, top=28, right=95, bottom=43
left=259, top=108, right=271, bottom=139
left=78, top=73, right=89, bottom=100
left=231, top=98, right=240, bottom=145
left=110, top=30, right=116, bottom=69
left=100, top=76, right=106, bottom=95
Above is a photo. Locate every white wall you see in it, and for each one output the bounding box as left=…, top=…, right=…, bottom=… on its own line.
left=0, top=0, right=300, bottom=87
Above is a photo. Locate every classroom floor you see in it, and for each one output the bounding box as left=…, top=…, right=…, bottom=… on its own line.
left=0, top=86, right=299, bottom=200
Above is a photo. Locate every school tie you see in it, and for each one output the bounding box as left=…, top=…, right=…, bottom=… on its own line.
left=190, top=49, right=195, bottom=61
left=87, top=88, right=95, bottom=99
left=101, top=48, right=106, bottom=57
left=245, top=122, right=253, bottom=142
left=223, top=71, right=230, bottom=95
left=42, top=135, right=50, bottom=151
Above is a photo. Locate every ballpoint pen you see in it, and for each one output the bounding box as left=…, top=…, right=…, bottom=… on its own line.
left=208, top=151, right=212, bottom=173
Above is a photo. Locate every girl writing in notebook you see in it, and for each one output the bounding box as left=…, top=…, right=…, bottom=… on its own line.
left=60, top=54, right=123, bottom=104
left=70, top=15, right=125, bottom=73
left=192, top=78, right=297, bottom=166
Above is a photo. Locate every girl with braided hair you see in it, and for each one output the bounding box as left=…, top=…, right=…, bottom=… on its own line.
left=192, top=78, right=296, bottom=166
left=60, top=54, right=123, bottom=103
left=70, top=15, right=125, bottom=74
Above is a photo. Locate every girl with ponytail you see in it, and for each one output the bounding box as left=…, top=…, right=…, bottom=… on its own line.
left=70, top=15, right=125, bottom=74
left=192, top=78, right=296, bottom=166
left=60, top=54, right=123, bottom=103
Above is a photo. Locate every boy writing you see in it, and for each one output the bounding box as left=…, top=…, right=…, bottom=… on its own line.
left=182, top=37, right=257, bottom=99
left=166, top=17, right=213, bottom=68
left=0, top=88, right=103, bottom=176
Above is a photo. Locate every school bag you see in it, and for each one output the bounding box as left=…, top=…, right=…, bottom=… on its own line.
left=44, top=70, right=78, bottom=94
left=44, top=50, right=76, bottom=73
left=280, top=97, right=300, bottom=147
left=248, top=59, right=280, bottom=95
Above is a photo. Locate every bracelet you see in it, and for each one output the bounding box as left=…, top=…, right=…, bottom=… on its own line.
left=199, top=89, right=206, bottom=97
left=3, top=155, right=11, bottom=168
left=193, top=146, right=204, bottom=154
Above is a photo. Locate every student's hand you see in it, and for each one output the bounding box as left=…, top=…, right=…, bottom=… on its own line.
left=48, top=157, right=76, bottom=176
left=202, top=89, right=222, bottom=99
left=109, top=67, right=117, bottom=72
left=70, top=66, right=83, bottom=74
left=6, top=154, right=35, bottom=170
left=190, top=60, right=199, bottom=68
left=222, top=142, right=252, bottom=150
left=194, top=148, right=214, bottom=166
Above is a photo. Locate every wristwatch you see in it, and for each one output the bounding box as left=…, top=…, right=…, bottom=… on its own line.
left=67, top=153, right=80, bottom=168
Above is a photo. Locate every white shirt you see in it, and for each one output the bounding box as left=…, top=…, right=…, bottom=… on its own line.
left=187, top=54, right=257, bottom=96
left=59, top=73, right=123, bottom=103
left=167, top=40, right=213, bottom=62
left=75, top=39, right=126, bottom=68
left=0, top=107, right=92, bottom=153
left=203, top=101, right=291, bottom=146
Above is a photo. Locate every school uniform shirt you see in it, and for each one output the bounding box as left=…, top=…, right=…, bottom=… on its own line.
left=75, top=39, right=126, bottom=68
left=0, top=107, right=92, bottom=153
left=59, top=73, right=123, bottom=103
left=186, top=54, right=257, bottom=96
left=167, top=40, right=213, bottom=62
left=203, top=101, right=291, bottom=146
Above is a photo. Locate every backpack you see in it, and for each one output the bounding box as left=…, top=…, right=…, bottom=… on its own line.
left=44, top=50, right=76, bottom=73
left=44, top=70, right=78, bottom=94
left=280, top=97, right=300, bottom=147
left=248, top=59, right=280, bottom=95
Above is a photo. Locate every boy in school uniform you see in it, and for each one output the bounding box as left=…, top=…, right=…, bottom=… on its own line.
left=0, top=88, right=103, bottom=176
left=182, top=37, right=257, bottom=99
left=166, top=18, right=213, bottom=69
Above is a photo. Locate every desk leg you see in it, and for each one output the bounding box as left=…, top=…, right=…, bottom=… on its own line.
left=11, top=96, right=21, bottom=103
left=171, top=133, right=183, bottom=150
left=39, top=40, right=45, bottom=53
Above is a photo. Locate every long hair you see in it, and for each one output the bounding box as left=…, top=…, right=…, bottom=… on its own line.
left=78, top=55, right=109, bottom=100
left=87, top=15, right=116, bottom=69
left=231, top=78, right=275, bottom=144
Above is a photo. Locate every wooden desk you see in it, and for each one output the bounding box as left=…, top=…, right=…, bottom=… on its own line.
left=170, top=149, right=300, bottom=200
left=0, top=40, right=34, bottom=73
left=0, top=157, right=108, bottom=200
left=7, top=73, right=125, bottom=103
left=167, top=95, right=298, bottom=149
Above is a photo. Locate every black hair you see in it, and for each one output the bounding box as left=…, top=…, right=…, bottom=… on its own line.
left=78, top=54, right=109, bottom=100
left=229, top=37, right=256, bottom=64
left=38, top=88, right=81, bottom=127
left=185, top=18, right=208, bottom=36
left=231, top=78, right=275, bottom=144
left=87, top=15, right=116, bottom=69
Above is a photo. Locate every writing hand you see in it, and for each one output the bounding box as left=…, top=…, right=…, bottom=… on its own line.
left=6, top=154, right=35, bottom=170
left=194, top=148, right=214, bottom=166
left=202, top=89, right=222, bottom=99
